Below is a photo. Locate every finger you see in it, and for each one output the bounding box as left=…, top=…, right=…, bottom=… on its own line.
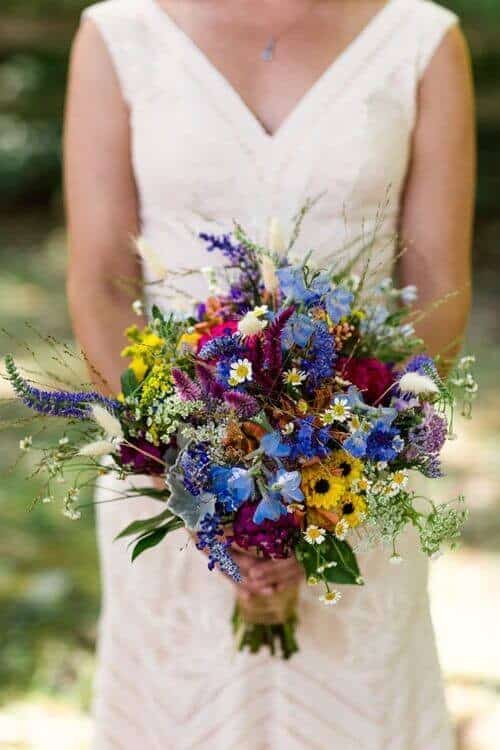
left=249, top=558, right=300, bottom=584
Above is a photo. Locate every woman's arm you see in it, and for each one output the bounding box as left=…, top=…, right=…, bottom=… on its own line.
left=398, top=25, right=476, bottom=363
left=64, top=20, right=146, bottom=396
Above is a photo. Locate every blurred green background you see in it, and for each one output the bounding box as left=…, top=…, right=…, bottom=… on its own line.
left=0, top=1, right=499, bottom=748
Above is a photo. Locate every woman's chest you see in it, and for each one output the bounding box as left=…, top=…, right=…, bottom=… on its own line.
left=130, top=59, right=415, bottom=226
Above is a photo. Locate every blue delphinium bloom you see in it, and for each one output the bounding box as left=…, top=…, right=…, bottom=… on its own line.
left=196, top=513, right=242, bottom=582
left=211, top=466, right=254, bottom=511
left=282, top=313, right=315, bottom=350
left=345, top=385, right=397, bottom=426
left=179, top=445, right=211, bottom=496
left=253, top=490, right=287, bottom=524
left=288, top=417, right=331, bottom=460
left=365, top=420, right=403, bottom=462
left=325, top=286, right=354, bottom=324
left=302, top=321, right=336, bottom=388
left=276, top=266, right=310, bottom=303
left=343, top=431, right=368, bottom=458
left=270, top=469, right=304, bottom=503
left=260, top=431, right=291, bottom=458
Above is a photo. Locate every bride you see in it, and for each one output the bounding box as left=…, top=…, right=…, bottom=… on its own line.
left=64, top=1, right=475, bottom=748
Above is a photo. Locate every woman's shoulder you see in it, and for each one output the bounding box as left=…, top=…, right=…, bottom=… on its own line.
left=82, top=0, right=145, bottom=26
left=79, top=1, right=156, bottom=104
left=398, top=0, right=461, bottom=79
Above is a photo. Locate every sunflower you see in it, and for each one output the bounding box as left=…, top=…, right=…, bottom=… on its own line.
left=301, top=450, right=364, bottom=511
left=301, top=462, right=346, bottom=511
left=337, top=491, right=367, bottom=528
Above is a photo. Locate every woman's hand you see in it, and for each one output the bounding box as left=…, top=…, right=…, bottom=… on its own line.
left=233, top=550, right=303, bottom=599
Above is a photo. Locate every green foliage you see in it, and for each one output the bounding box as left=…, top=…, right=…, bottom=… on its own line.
left=295, top=535, right=363, bottom=586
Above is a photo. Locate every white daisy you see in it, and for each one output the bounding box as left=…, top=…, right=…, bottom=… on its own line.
left=283, top=368, right=307, bottom=387
left=229, top=358, right=253, bottom=386
left=351, top=476, right=371, bottom=494
left=334, top=518, right=349, bottom=541
left=307, top=575, right=320, bottom=586
left=322, top=396, right=351, bottom=425
left=319, top=590, right=342, bottom=606
left=388, top=470, right=409, bottom=495
left=304, top=525, right=326, bottom=545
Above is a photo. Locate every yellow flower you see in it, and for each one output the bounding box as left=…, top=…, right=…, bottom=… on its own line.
left=301, top=462, right=346, bottom=512
left=297, top=399, right=309, bottom=414
left=301, top=450, right=363, bottom=511
left=130, top=356, right=148, bottom=383
left=178, top=331, right=202, bottom=352
left=121, top=325, right=165, bottom=369
left=337, top=491, right=367, bottom=528
left=140, top=362, right=173, bottom=407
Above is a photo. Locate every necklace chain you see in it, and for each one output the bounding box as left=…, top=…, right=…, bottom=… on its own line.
left=261, top=1, right=319, bottom=62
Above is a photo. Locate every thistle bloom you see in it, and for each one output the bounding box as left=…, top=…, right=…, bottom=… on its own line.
left=398, top=372, right=439, bottom=396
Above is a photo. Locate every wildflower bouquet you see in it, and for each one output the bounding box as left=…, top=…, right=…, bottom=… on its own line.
left=5, top=220, right=476, bottom=658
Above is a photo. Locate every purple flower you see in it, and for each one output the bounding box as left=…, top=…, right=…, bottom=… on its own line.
left=233, top=501, right=301, bottom=559
left=119, top=438, right=165, bottom=475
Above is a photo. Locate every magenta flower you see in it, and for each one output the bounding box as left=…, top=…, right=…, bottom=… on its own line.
left=233, top=501, right=302, bottom=559
left=338, top=356, right=395, bottom=405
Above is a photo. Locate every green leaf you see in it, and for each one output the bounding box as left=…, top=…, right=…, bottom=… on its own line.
left=131, top=526, right=170, bottom=561
left=296, top=536, right=363, bottom=586
left=120, top=368, right=138, bottom=397
left=115, top=508, right=173, bottom=540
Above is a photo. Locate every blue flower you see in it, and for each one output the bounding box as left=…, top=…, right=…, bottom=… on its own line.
left=276, top=266, right=310, bottom=303
left=365, top=420, right=402, bottom=462
left=271, top=469, right=304, bottom=503
left=325, top=287, right=354, bottom=323
left=360, top=304, right=389, bottom=334
left=343, top=431, right=367, bottom=458
left=282, top=313, right=315, bottom=349
left=253, top=491, right=287, bottom=524
left=196, top=513, right=242, bottom=582
left=301, top=321, right=336, bottom=387
left=288, top=417, right=331, bottom=460
left=211, top=466, right=254, bottom=511
left=260, top=431, right=291, bottom=458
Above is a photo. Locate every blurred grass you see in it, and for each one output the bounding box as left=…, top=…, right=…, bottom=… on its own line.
left=0, top=0, right=499, bottom=747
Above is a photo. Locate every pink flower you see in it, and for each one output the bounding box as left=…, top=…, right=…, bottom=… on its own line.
left=196, top=320, right=238, bottom=354
left=338, top=356, right=395, bottom=405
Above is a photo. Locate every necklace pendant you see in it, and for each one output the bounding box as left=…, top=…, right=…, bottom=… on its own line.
left=261, top=37, right=276, bottom=62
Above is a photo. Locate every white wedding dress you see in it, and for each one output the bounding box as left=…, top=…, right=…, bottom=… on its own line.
left=83, top=1, right=459, bottom=747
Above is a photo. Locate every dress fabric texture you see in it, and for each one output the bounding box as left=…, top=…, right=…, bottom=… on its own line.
left=83, top=1, right=459, bottom=747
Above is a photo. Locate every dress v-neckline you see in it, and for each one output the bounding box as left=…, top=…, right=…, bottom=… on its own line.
left=147, top=0, right=408, bottom=146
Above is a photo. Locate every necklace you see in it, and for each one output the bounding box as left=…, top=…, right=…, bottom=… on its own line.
left=261, top=1, right=319, bottom=61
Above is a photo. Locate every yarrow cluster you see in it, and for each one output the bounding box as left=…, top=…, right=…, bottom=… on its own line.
left=5, top=219, right=476, bottom=659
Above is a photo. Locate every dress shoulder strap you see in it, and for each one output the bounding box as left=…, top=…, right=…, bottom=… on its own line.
left=81, top=0, right=153, bottom=104
left=412, top=0, right=460, bottom=79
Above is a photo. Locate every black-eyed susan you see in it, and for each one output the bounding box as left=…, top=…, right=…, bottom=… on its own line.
left=338, top=491, right=367, bottom=529
left=301, top=461, right=346, bottom=511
